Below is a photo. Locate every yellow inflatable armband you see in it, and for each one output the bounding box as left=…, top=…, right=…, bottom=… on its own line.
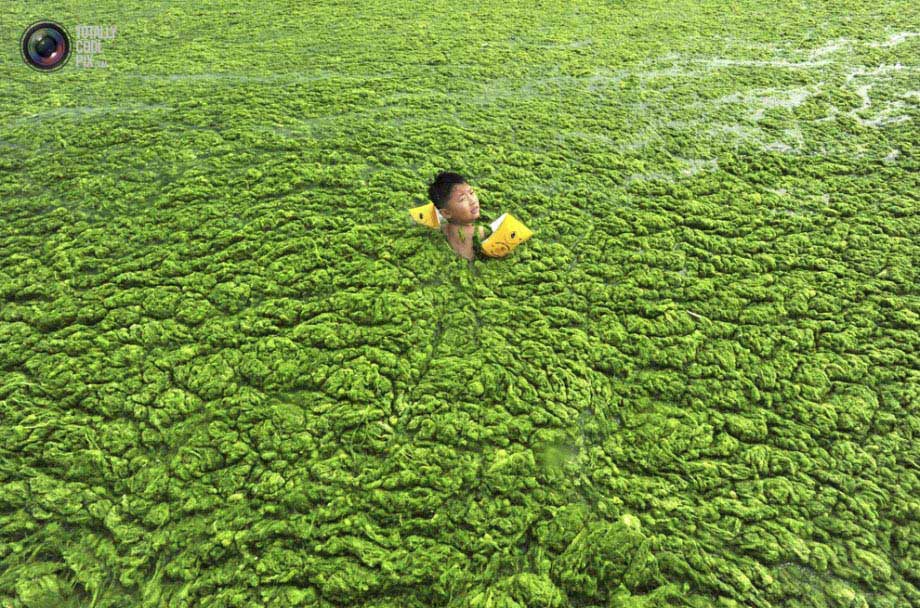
left=409, top=201, right=442, bottom=229
left=481, top=212, right=533, bottom=258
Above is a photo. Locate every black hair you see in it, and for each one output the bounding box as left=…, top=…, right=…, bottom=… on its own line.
left=427, top=171, right=467, bottom=210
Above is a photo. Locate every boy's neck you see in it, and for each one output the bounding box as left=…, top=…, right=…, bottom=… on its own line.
left=447, top=218, right=474, bottom=226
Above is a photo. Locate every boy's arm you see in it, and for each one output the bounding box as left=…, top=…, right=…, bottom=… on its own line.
left=471, top=224, right=491, bottom=260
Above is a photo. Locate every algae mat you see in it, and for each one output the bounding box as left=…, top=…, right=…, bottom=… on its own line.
left=1, top=1, right=918, bottom=606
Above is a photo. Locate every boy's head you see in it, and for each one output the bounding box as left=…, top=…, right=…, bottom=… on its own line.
left=427, top=171, right=480, bottom=224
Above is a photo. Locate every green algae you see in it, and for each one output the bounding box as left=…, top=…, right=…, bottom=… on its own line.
left=1, top=0, right=919, bottom=607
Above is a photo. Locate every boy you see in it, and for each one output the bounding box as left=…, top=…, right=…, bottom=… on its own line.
left=427, top=171, right=491, bottom=261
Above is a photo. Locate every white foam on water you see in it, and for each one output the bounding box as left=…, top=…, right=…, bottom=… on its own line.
left=628, top=35, right=910, bottom=139
left=775, top=192, right=826, bottom=217
left=845, top=84, right=913, bottom=127
left=706, top=122, right=764, bottom=142
left=562, top=130, right=621, bottom=148
left=624, top=171, right=675, bottom=185
left=4, top=103, right=172, bottom=128
left=763, top=88, right=814, bottom=109
left=523, top=38, right=594, bottom=50
left=867, top=32, right=920, bottom=48
left=884, top=149, right=900, bottom=161
left=855, top=110, right=911, bottom=128
left=717, top=36, right=784, bottom=53
left=120, top=71, right=377, bottom=85
left=475, top=72, right=633, bottom=105
left=614, top=134, right=656, bottom=152
left=567, top=39, right=594, bottom=49
left=840, top=64, right=920, bottom=127
left=853, top=84, right=873, bottom=113
left=638, top=56, right=835, bottom=81
left=714, top=87, right=814, bottom=108
left=702, top=36, right=917, bottom=133
left=845, top=63, right=908, bottom=83
left=812, top=104, right=840, bottom=123
left=806, top=38, right=853, bottom=60
left=636, top=65, right=696, bottom=79
left=585, top=74, right=628, bottom=91
left=715, top=86, right=818, bottom=125
left=758, top=126, right=806, bottom=153
left=657, top=51, right=685, bottom=62
left=606, top=33, right=918, bottom=169
left=688, top=57, right=834, bottom=70
left=784, top=125, right=805, bottom=144
left=677, top=157, right=719, bottom=177
left=763, top=141, right=793, bottom=153
left=662, top=119, right=698, bottom=130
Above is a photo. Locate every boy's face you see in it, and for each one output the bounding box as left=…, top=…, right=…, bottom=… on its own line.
left=442, top=182, right=480, bottom=223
